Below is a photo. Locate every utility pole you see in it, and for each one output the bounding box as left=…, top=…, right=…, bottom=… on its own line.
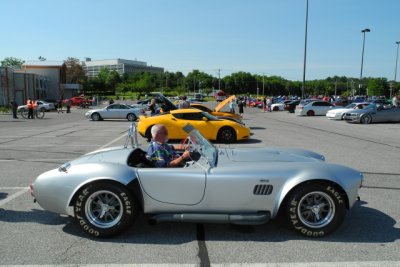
left=217, top=69, right=221, bottom=91
left=262, top=74, right=265, bottom=96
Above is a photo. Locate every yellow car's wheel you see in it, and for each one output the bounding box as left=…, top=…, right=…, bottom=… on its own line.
left=217, top=127, right=236, bottom=144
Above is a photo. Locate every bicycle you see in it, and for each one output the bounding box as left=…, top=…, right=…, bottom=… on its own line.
left=20, top=108, right=45, bottom=119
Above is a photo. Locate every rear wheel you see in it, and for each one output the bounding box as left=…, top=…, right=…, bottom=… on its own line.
left=74, top=182, right=138, bottom=238
left=91, top=113, right=101, bottom=121
left=285, top=183, right=346, bottom=237
left=36, top=110, right=45, bottom=119
left=217, top=127, right=236, bottom=143
left=360, top=114, right=372, bottom=124
left=306, top=110, right=315, bottom=116
left=273, top=106, right=279, bottom=111
left=127, top=113, right=137, bottom=122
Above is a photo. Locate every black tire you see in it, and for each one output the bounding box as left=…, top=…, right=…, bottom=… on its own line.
left=341, top=113, right=346, bottom=120
left=285, top=183, right=346, bottom=237
left=74, top=182, right=138, bottom=238
left=36, top=110, right=45, bottom=119
left=217, top=127, right=236, bottom=143
left=20, top=109, right=28, bottom=119
left=127, top=113, right=137, bottom=122
left=306, top=110, right=315, bottom=116
left=289, top=109, right=294, bottom=113
left=91, top=113, right=101, bottom=121
left=273, top=106, right=279, bottom=111
left=360, top=114, right=372, bottom=124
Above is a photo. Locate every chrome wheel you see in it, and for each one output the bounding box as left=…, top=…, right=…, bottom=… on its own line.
left=297, top=191, right=335, bottom=229
left=360, top=114, right=372, bottom=124
left=85, top=190, right=123, bottom=229
left=91, top=113, right=101, bottom=121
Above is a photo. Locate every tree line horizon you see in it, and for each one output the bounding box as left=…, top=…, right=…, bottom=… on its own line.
left=2, top=57, right=399, bottom=99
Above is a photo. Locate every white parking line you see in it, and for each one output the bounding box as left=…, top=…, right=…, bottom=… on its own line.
left=98, top=132, right=127, bottom=149
left=3, top=261, right=400, bottom=267
left=0, top=187, right=29, bottom=207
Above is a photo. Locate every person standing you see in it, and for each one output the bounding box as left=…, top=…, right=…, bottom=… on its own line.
left=58, top=99, right=63, bottom=113
left=148, top=98, right=158, bottom=116
left=267, top=98, right=272, bottom=112
left=66, top=99, right=72, bottom=113
left=263, top=97, right=267, bottom=112
left=27, top=99, right=34, bottom=119
left=178, top=96, right=191, bottom=109
left=11, top=100, right=18, bottom=119
left=238, top=98, right=244, bottom=118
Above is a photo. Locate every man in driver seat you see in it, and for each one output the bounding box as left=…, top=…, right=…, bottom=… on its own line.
left=146, top=124, right=190, bottom=167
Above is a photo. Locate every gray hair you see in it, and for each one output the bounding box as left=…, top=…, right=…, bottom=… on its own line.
left=151, top=124, right=165, bottom=138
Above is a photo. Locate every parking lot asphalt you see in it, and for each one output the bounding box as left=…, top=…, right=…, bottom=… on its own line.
left=0, top=103, right=400, bottom=266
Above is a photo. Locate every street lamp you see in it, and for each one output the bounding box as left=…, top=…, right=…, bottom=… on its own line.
left=393, top=41, right=400, bottom=97
left=359, top=28, right=370, bottom=96
left=301, top=0, right=309, bottom=99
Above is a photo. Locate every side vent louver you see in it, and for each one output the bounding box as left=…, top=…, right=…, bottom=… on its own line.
left=253, top=184, right=273, bottom=195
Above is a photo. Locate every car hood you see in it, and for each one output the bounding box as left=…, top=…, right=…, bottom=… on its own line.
left=214, top=95, right=236, bottom=112
left=221, top=147, right=325, bottom=163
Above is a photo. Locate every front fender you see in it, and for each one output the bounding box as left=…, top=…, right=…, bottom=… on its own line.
left=33, top=162, right=138, bottom=215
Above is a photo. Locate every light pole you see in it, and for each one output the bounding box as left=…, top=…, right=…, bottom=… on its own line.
left=393, top=41, right=400, bottom=97
left=359, top=28, right=370, bottom=96
left=301, top=0, right=309, bottom=100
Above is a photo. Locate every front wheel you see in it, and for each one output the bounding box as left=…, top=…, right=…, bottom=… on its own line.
left=285, top=183, right=346, bottom=237
left=20, top=109, right=28, bottom=119
left=74, top=182, right=138, bottom=238
left=306, top=110, right=315, bottom=116
left=360, top=114, right=372, bottom=124
left=127, top=113, right=137, bottom=122
left=217, top=127, right=236, bottom=143
left=91, top=113, right=101, bottom=121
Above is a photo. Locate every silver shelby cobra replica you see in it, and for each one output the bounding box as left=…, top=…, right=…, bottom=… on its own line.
left=30, top=124, right=363, bottom=238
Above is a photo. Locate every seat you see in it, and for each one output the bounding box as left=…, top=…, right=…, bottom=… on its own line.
left=127, top=148, right=154, bottom=168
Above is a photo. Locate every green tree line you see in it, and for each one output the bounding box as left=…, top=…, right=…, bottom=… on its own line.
left=3, top=57, right=399, bottom=98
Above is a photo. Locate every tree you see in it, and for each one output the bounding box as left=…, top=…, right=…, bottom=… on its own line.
left=1, top=57, right=25, bottom=68
left=64, top=57, right=86, bottom=84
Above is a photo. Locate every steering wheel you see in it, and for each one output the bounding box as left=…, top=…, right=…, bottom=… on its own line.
left=179, top=136, right=201, bottom=162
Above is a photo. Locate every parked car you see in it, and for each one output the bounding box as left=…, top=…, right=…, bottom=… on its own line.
left=295, top=101, right=336, bottom=116
left=326, top=103, right=370, bottom=120
left=85, top=103, right=144, bottom=121
left=137, top=108, right=250, bottom=143
left=344, top=103, right=400, bottom=124
left=284, top=100, right=301, bottom=113
left=332, top=99, right=352, bottom=107
left=64, top=97, right=93, bottom=107
left=17, top=100, right=55, bottom=112
left=30, top=123, right=363, bottom=238
left=270, top=100, right=293, bottom=111
left=190, top=95, right=242, bottom=120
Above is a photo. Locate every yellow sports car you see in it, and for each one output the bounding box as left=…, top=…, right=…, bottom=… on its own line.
left=137, top=109, right=250, bottom=143
left=190, top=95, right=242, bottom=121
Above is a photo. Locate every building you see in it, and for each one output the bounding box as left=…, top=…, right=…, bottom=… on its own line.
left=0, top=66, right=48, bottom=106
left=82, top=58, right=164, bottom=78
left=20, top=61, right=67, bottom=100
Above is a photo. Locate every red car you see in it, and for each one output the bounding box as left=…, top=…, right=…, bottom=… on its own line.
left=64, top=97, right=93, bottom=107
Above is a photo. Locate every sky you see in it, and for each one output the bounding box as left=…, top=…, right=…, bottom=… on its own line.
left=1, top=0, right=400, bottom=81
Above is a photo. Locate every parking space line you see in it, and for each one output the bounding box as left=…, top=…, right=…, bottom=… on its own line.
left=0, top=187, right=29, bottom=207
left=98, top=132, right=127, bottom=149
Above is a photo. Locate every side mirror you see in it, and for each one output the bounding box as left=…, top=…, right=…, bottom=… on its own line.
left=202, top=117, right=208, bottom=121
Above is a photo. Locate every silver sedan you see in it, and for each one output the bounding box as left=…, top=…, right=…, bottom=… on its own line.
left=85, top=103, right=144, bottom=121
left=344, top=104, right=400, bottom=124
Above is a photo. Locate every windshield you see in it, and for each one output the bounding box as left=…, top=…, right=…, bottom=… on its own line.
left=183, top=124, right=217, bottom=167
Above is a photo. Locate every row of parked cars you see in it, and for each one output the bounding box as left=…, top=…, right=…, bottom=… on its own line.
left=276, top=98, right=400, bottom=124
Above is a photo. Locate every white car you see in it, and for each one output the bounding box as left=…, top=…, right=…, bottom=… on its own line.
left=295, top=101, right=335, bottom=116
left=326, top=102, right=370, bottom=120
left=17, top=100, right=55, bottom=112
left=270, top=100, right=292, bottom=111
left=85, top=103, right=144, bottom=121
